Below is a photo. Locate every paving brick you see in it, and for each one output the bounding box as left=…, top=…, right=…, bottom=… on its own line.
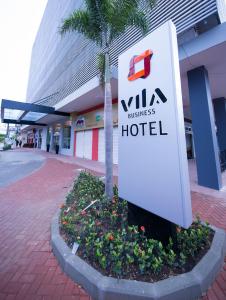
left=21, top=294, right=42, bottom=300
left=212, top=282, right=226, bottom=300
left=79, top=296, right=91, bottom=300
left=3, top=282, right=21, bottom=294
left=207, top=288, right=220, bottom=300
left=61, top=296, right=81, bottom=300
left=73, top=286, right=82, bottom=296
left=10, top=271, right=24, bottom=283
left=79, top=288, right=89, bottom=296
left=27, top=273, right=51, bottom=294
left=36, top=284, right=56, bottom=296
left=31, top=265, right=49, bottom=275
left=42, top=267, right=57, bottom=284
left=221, top=270, right=226, bottom=282
left=53, top=284, right=65, bottom=296
left=216, top=274, right=226, bottom=294
left=51, top=274, right=67, bottom=285
left=37, top=296, right=53, bottom=300
left=16, top=283, right=32, bottom=298
left=18, top=274, right=36, bottom=284
left=63, top=281, right=79, bottom=296
left=5, top=295, right=16, bottom=300
left=45, top=258, right=58, bottom=267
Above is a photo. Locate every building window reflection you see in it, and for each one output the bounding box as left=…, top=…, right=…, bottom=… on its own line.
left=62, top=126, right=71, bottom=149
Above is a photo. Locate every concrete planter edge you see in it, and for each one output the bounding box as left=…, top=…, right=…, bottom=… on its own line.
left=51, top=209, right=226, bottom=300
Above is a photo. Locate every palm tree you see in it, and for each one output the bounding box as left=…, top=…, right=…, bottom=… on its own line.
left=60, top=0, right=155, bottom=200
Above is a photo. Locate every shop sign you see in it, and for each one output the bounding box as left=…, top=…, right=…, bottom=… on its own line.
left=75, top=117, right=85, bottom=129
left=95, top=113, right=103, bottom=122
left=118, top=21, right=192, bottom=228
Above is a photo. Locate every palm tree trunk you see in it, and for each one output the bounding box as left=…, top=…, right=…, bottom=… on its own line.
left=104, top=50, right=113, bottom=200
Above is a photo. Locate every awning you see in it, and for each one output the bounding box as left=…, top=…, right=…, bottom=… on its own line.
left=1, top=99, right=70, bottom=126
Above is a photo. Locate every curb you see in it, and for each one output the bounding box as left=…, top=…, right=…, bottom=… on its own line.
left=51, top=209, right=226, bottom=300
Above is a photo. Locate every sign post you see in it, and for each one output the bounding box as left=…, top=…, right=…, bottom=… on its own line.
left=118, top=21, right=192, bottom=228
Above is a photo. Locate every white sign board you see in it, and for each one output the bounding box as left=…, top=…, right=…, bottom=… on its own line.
left=118, top=21, right=192, bottom=228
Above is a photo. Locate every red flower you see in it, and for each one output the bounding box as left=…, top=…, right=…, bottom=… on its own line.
left=81, top=210, right=86, bottom=216
left=62, top=221, right=68, bottom=225
left=140, top=226, right=145, bottom=232
left=108, top=234, right=114, bottom=241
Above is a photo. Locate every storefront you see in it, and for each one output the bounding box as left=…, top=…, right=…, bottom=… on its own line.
left=27, top=130, right=35, bottom=146
left=73, top=102, right=192, bottom=165
left=53, top=125, right=61, bottom=152
left=73, top=102, right=118, bottom=164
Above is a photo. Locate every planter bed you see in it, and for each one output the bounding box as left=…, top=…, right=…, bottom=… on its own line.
left=51, top=173, right=226, bottom=300
left=51, top=210, right=226, bottom=300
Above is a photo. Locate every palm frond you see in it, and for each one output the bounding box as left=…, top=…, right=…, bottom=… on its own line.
left=60, top=10, right=102, bottom=45
left=143, top=0, right=156, bottom=9
left=108, top=1, right=148, bottom=43
left=127, top=10, right=148, bottom=34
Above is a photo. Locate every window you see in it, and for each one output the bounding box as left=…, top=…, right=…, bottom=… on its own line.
left=62, top=126, right=71, bottom=149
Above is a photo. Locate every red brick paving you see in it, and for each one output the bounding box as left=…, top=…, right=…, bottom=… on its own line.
left=0, top=152, right=225, bottom=299
left=192, top=192, right=226, bottom=300
left=0, top=158, right=91, bottom=300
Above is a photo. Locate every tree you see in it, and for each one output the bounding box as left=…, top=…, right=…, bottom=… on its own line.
left=60, top=0, right=155, bottom=199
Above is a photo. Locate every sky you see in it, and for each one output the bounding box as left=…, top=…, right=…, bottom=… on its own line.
left=0, top=0, right=48, bottom=133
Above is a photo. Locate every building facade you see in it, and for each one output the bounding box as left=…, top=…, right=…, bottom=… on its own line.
left=22, top=0, right=226, bottom=190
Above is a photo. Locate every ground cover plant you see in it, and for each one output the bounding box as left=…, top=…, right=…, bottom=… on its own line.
left=0, top=134, right=5, bottom=143
left=3, top=144, right=11, bottom=151
left=60, top=172, right=213, bottom=282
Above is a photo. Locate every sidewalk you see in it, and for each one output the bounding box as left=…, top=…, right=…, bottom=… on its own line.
left=0, top=148, right=225, bottom=299
left=0, top=155, right=91, bottom=300
left=36, top=149, right=226, bottom=200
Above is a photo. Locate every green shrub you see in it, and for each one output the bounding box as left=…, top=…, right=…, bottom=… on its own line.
left=0, top=134, right=5, bottom=143
left=60, top=172, right=212, bottom=279
left=3, top=144, right=11, bottom=151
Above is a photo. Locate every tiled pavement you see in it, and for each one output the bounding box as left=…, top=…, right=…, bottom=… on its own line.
left=0, top=157, right=91, bottom=300
left=0, top=149, right=225, bottom=300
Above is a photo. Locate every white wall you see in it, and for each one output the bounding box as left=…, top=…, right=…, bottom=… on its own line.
left=41, top=127, right=47, bottom=151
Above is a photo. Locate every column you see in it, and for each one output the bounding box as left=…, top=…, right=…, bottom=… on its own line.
left=187, top=66, right=222, bottom=190
left=213, top=98, right=226, bottom=151
left=41, top=127, right=47, bottom=151
left=70, top=123, right=75, bottom=156
left=59, top=125, right=63, bottom=153
left=50, top=127, right=54, bottom=151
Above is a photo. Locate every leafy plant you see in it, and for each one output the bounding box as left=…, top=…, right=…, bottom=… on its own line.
left=0, top=134, right=5, bottom=143
left=60, top=172, right=212, bottom=280
left=3, top=144, right=11, bottom=151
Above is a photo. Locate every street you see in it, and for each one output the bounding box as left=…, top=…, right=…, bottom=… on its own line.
left=0, top=150, right=45, bottom=188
